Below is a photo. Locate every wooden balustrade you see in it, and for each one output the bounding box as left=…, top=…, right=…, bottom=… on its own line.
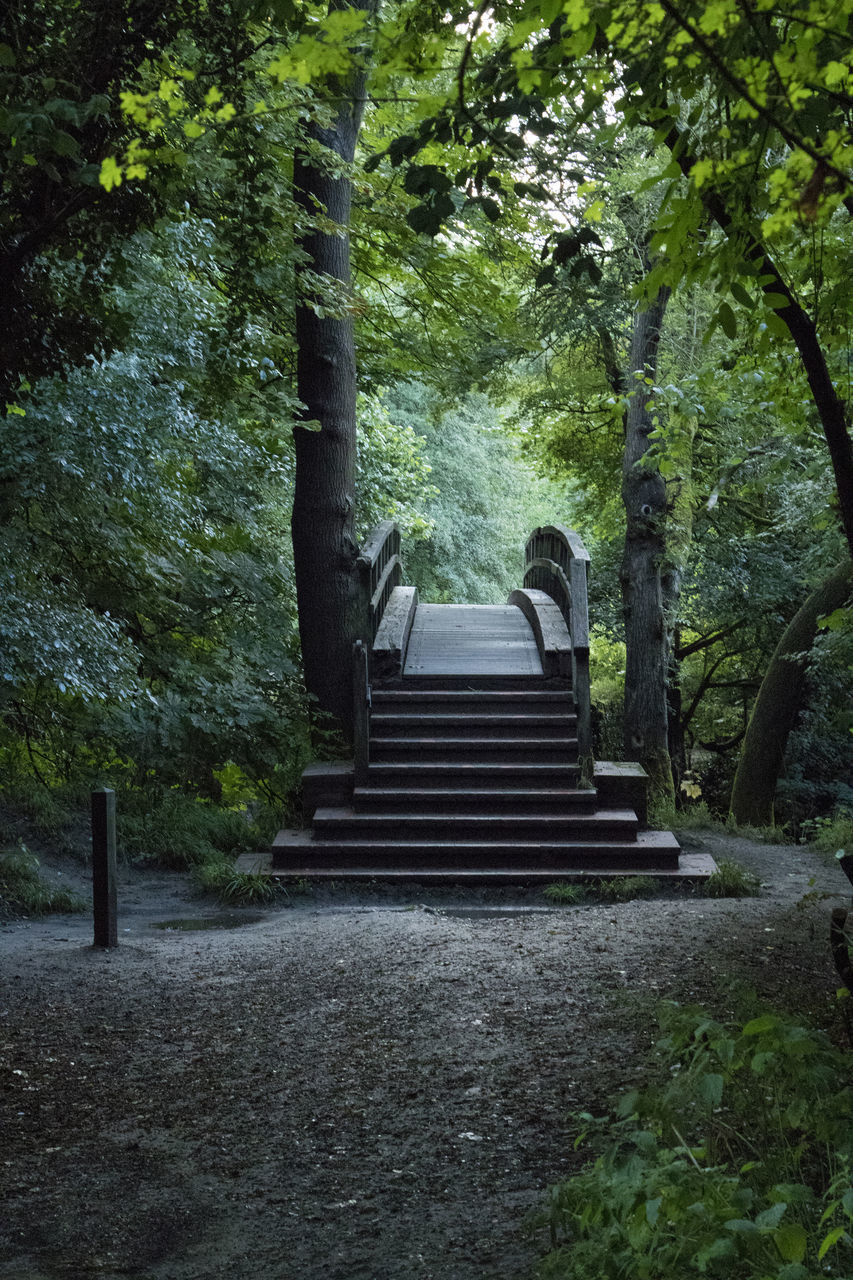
left=353, top=521, right=402, bottom=777
left=357, top=520, right=402, bottom=646
left=524, top=524, right=592, bottom=763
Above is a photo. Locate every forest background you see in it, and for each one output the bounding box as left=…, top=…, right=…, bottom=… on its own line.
left=1, top=0, right=852, bottom=875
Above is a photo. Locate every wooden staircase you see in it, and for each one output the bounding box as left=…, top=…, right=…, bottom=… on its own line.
left=267, top=523, right=685, bottom=883
left=288, top=680, right=679, bottom=876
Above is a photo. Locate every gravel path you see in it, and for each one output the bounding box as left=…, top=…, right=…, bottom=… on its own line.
left=1, top=832, right=850, bottom=1280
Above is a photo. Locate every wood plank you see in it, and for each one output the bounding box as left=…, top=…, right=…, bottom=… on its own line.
left=403, top=604, right=544, bottom=677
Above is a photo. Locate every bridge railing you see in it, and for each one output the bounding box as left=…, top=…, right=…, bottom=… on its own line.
left=353, top=521, right=402, bottom=783
left=524, top=524, right=592, bottom=763
left=357, top=519, right=402, bottom=646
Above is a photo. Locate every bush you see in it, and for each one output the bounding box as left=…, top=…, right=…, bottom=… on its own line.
left=544, top=877, right=657, bottom=905
left=705, top=858, right=762, bottom=898
left=119, top=792, right=268, bottom=869
left=532, top=1004, right=853, bottom=1279
left=808, top=809, right=853, bottom=858
left=0, top=845, right=84, bottom=917
left=191, top=859, right=281, bottom=905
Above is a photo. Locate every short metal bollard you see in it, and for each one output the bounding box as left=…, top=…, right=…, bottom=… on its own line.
left=92, top=788, right=117, bottom=948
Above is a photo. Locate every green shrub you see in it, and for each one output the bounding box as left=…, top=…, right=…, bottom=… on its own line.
left=651, top=799, right=719, bottom=832
left=191, top=859, right=281, bottom=905
left=595, top=875, right=657, bottom=901
left=544, top=877, right=657, bottom=905
left=705, top=857, right=762, bottom=898
left=532, top=1004, right=853, bottom=1279
left=544, top=883, right=588, bottom=905
left=0, top=845, right=84, bottom=917
left=808, top=809, right=853, bottom=857
left=119, top=792, right=266, bottom=869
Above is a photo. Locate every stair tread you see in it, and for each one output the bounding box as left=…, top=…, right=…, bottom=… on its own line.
left=352, top=787, right=596, bottom=800
left=371, top=714, right=575, bottom=724
left=315, top=807, right=637, bottom=823
left=373, top=689, right=573, bottom=698
left=370, top=737, right=579, bottom=746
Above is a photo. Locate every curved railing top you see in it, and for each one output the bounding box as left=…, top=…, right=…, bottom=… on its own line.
left=523, top=523, right=592, bottom=763
left=527, top=523, right=590, bottom=565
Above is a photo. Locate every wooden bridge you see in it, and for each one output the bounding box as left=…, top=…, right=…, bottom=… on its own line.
left=261, top=522, right=690, bottom=883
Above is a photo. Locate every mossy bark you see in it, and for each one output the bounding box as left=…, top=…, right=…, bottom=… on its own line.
left=620, top=288, right=675, bottom=806
left=291, top=1, right=375, bottom=735
left=729, top=560, right=853, bottom=826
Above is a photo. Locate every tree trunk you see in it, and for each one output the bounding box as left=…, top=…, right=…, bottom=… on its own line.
left=291, top=2, right=373, bottom=734
left=729, top=559, right=853, bottom=826
left=620, top=287, right=675, bottom=802
left=661, top=413, right=697, bottom=798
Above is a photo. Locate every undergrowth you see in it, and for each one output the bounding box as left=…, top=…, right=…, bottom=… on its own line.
left=544, top=877, right=657, bottom=905
left=806, top=809, right=853, bottom=860
left=532, top=1004, right=853, bottom=1279
left=191, top=860, right=282, bottom=905
left=119, top=792, right=270, bottom=869
left=0, top=845, right=84, bottom=917
left=704, top=858, right=762, bottom=898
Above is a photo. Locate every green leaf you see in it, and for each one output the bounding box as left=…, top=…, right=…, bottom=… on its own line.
left=743, top=1014, right=778, bottom=1036
left=763, top=292, right=789, bottom=311
left=774, top=1223, right=807, bottom=1263
left=731, top=281, right=752, bottom=308
left=99, top=155, right=123, bottom=191
left=717, top=302, right=737, bottom=340
left=756, top=1202, right=787, bottom=1229
left=0, top=42, right=15, bottom=66
left=698, top=1072, right=724, bottom=1105
left=818, top=1225, right=844, bottom=1260
left=479, top=195, right=501, bottom=222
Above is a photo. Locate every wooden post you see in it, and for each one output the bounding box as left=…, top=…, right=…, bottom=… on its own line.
left=353, top=641, right=370, bottom=787
left=92, top=788, right=117, bottom=948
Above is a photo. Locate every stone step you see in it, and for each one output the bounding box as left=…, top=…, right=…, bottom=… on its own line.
left=369, top=737, right=579, bottom=763
left=366, top=762, right=581, bottom=786
left=351, top=786, right=598, bottom=813
left=270, top=829, right=681, bottom=871
left=313, top=807, right=638, bottom=842
left=369, top=713, right=576, bottom=739
left=394, top=674, right=570, bottom=691
left=372, top=689, right=575, bottom=714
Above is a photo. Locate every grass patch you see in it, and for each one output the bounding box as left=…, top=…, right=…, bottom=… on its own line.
left=0, top=845, right=84, bottom=917
left=531, top=1003, right=853, bottom=1279
left=191, top=859, right=282, bottom=905
left=543, top=883, right=588, bottom=905
left=544, top=876, right=657, bottom=906
left=705, top=857, right=762, bottom=898
left=650, top=799, right=720, bottom=832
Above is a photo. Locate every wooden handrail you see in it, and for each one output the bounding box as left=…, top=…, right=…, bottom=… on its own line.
left=357, top=520, right=402, bottom=645
left=524, top=525, right=592, bottom=764
left=353, top=520, right=402, bottom=774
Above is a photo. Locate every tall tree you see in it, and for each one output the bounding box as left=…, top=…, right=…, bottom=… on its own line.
left=729, top=560, right=853, bottom=826
left=291, top=0, right=377, bottom=732
left=620, top=283, right=674, bottom=799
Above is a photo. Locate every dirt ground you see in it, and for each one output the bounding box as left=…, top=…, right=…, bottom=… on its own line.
left=1, top=831, right=851, bottom=1280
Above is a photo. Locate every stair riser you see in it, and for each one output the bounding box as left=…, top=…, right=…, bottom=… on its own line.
left=370, top=717, right=576, bottom=740
left=314, top=820, right=637, bottom=841
left=394, top=676, right=572, bottom=692
left=352, top=790, right=598, bottom=814
left=370, top=741, right=579, bottom=764
left=292, top=843, right=679, bottom=870
left=366, top=765, right=582, bottom=787
left=372, top=694, right=575, bottom=716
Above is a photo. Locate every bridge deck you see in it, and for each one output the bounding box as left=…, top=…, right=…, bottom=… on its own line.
left=402, top=604, right=543, bottom=678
